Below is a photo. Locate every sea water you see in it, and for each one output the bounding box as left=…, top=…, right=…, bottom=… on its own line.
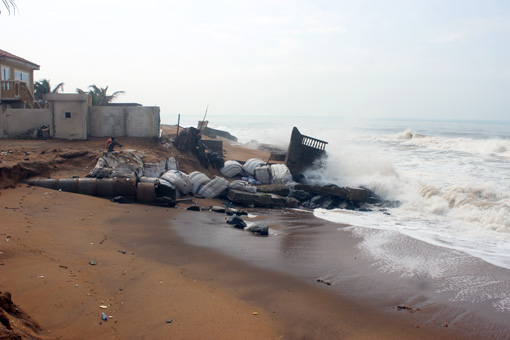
left=195, top=115, right=510, bottom=313
left=162, top=114, right=510, bottom=315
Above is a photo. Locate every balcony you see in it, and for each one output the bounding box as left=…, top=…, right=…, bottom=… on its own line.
left=1, top=80, right=36, bottom=108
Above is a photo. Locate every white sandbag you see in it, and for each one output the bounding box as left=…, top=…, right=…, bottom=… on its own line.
left=242, top=158, right=266, bottom=175
left=270, top=164, right=293, bottom=185
left=189, top=171, right=211, bottom=194
left=220, top=160, right=243, bottom=178
left=229, top=180, right=257, bottom=193
left=254, top=165, right=271, bottom=185
left=160, top=170, right=192, bottom=195
left=198, top=176, right=229, bottom=198
left=143, top=157, right=177, bottom=178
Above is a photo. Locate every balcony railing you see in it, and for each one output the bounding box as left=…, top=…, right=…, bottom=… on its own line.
left=1, top=80, right=35, bottom=108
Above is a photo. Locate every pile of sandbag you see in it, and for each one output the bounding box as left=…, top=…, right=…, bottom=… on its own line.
left=242, top=158, right=266, bottom=175
left=229, top=180, right=257, bottom=193
left=189, top=171, right=211, bottom=194
left=220, top=157, right=294, bottom=186
left=161, top=170, right=192, bottom=195
left=270, top=163, right=293, bottom=185
left=220, top=160, right=243, bottom=177
left=184, top=171, right=230, bottom=198
left=197, top=176, right=229, bottom=198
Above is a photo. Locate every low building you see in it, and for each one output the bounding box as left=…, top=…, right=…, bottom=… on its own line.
left=0, top=49, right=40, bottom=109
left=0, top=49, right=160, bottom=140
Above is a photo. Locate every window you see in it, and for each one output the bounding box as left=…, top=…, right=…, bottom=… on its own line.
left=14, top=69, right=29, bottom=82
left=65, top=112, right=71, bottom=118
left=1, top=65, right=10, bottom=80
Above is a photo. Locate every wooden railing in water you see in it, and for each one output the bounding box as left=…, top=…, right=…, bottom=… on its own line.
left=285, top=127, right=328, bottom=176
left=1, top=80, right=35, bottom=108
left=300, top=133, right=328, bottom=151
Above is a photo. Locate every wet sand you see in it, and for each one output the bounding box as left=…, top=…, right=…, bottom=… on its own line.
left=1, top=184, right=507, bottom=339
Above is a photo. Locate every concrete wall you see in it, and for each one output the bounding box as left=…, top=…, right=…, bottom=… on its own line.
left=0, top=108, right=52, bottom=138
left=88, top=106, right=160, bottom=138
left=0, top=93, right=160, bottom=140
left=45, top=93, right=89, bottom=140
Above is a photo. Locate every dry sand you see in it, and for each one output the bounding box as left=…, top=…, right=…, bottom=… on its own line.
left=0, top=129, right=479, bottom=339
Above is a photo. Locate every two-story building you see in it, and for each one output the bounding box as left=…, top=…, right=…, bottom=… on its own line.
left=0, top=49, right=40, bottom=109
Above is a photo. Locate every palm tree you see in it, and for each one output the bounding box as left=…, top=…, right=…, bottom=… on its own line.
left=34, top=79, right=65, bottom=100
left=34, top=79, right=65, bottom=108
left=1, top=0, right=17, bottom=14
left=76, top=85, right=124, bottom=106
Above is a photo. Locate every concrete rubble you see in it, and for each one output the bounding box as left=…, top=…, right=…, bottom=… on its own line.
left=22, top=126, right=372, bottom=212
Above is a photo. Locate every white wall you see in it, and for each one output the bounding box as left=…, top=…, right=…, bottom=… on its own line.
left=1, top=95, right=160, bottom=139
left=0, top=108, right=52, bottom=138
left=88, top=106, right=160, bottom=138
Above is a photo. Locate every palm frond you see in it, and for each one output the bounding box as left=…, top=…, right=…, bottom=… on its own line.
left=1, top=0, right=17, bottom=14
left=52, top=82, right=65, bottom=93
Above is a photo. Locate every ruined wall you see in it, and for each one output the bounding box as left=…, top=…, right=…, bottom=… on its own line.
left=88, top=106, right=160, bottom=138
left=0, top=108, right=52, bottom=138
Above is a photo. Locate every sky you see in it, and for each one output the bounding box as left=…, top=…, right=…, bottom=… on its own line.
left=1, top=0, right=509, bottom=124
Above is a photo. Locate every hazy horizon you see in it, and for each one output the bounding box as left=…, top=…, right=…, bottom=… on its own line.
left=2, top=0, right=509, bottom=124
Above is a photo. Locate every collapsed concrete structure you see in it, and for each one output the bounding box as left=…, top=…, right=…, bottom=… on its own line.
left=285, top=127, right=327, bottom=179
left=21, top=125, right=372, bottom=211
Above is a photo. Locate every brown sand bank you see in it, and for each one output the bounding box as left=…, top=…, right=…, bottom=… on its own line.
left=0, top=185, right=467, bottom=340
left=0, top=130, right=489, bottom=339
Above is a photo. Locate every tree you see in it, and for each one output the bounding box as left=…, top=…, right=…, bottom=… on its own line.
left=1, top=0, right=17, bottom=14
left=34, top=79, right=65, bottom=100
left=76, top=85, right=124, bottom=106
left=34, top=79, right=65, bottom=108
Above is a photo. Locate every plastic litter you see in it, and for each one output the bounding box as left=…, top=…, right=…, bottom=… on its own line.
left=101, top=312, right=108, bottom=321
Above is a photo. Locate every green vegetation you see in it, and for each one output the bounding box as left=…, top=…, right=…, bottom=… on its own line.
left=76, top=85, right=124, bottom=106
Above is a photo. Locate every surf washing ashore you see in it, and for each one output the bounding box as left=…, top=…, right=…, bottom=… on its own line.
left=189, top=115, right=510, bottom=337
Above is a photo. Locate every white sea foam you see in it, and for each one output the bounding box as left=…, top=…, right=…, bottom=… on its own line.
left=210, top=116, right=510, bottom=268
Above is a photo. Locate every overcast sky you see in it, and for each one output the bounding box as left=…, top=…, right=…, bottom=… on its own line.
left=1, top=0, right=509, bottom=123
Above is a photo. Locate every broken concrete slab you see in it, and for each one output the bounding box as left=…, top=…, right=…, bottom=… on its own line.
left=294, top=184, right=370, bottom=203
left=226, top=189, right=289, bottom=208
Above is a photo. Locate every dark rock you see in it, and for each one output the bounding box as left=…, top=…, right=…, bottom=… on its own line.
left=186, top=205, right=200, bottom=211
left=226, top=215, right=247, bottom=229
left=111, top=196, right=133, bottom=204
left=285, top=197, right=300, bottom=208
left=289, top=189, right=313, bottom=202
left=223, top=201, right=235, bottom=208
left=322, top=198, right=337, bottom=210
left=246, top=224, right=269, bottom=236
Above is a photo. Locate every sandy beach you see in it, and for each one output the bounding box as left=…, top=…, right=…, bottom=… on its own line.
left=0, top=131, right=506, bottom=339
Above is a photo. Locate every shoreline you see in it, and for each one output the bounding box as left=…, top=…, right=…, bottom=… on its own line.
left=170, top=207, right=510, bottom=339
left=0, top=185, right=475, bottom=339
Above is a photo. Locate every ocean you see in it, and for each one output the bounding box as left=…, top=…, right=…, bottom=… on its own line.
left=173, top=114, right=510, bottom=321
